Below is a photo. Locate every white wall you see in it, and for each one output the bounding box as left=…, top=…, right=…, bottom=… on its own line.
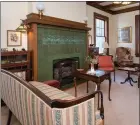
left=1, top=2, right=86, bottom=51
left=1, top=2, right=139, bottom=63
left=87, top=5, right=114, bottom=56
left=112, top=11, right=139, bottom=63
left=31, top=2, right=86, bottom=23
left=1, top=2, right=29, bottom=50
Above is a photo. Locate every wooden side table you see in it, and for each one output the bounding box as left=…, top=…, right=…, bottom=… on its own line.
left=73, top=69, right=112, bottom=109
left=118, top=67, right=138, bottom=86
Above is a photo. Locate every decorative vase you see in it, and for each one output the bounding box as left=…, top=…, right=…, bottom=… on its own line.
left=90, top=63, right=96, bottom=74
left=91, top=63, right=94, bottom=69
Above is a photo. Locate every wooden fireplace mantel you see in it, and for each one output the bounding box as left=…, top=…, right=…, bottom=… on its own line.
left=25, top=13, right=91, bottom=31
left=27, top=13, right=90, bottom=81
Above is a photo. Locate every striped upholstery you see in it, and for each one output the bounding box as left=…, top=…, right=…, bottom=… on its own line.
left=1, top=72, right=53, bottom=125
left=52, top=98, right=95, bottom=125
left=30, top=81, right=75, bottom=100
left=52, top=100, right=103, bottom=125
left=1, top=70, right=104, bottom=125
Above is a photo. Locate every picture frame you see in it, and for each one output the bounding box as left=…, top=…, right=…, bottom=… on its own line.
left=118, top=26, right=132, bottom=43
left=7, top=30, right=22, bottom=46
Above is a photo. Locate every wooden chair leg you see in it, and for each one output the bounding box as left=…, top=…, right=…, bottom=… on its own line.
left=1, top=99, right=6, bottom=107
left=114, top=71, right=115, bottom=82
left=7, top=109, right=12, bottom=125
left=74, top=77, right=77, bottom=97
left=138, top=75, right=140, bottom=88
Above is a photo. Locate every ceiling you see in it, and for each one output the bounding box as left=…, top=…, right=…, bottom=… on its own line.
left=86, top=1, right=140, bottom=14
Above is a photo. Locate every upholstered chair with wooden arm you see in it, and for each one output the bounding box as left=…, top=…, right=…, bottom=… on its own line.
left=98, top=55, right=115, bottom=82
left=116, top=47, right=133, bottom=67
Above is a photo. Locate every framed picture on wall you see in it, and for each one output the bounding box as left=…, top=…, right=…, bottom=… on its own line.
left=118, top=26, right=132, bottom=43
left=7, top=30, right=22, bottom=46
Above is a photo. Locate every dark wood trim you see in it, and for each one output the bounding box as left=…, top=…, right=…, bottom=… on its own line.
left=26, top=13, right=91, bottom=31
left=1, top=69, right=104, bottom=113
left=135, top=15, right=140, bottom=57
left=28, top=24, right=38, bottom=80
left=94, top=12, right=109, bottom=20
left=87, top=2, right=113, bottom=14
left=94, top=12, right=109, bottom=54
left=103, top=2, right=138, bottom=9
left=113, top=6, right=140, bottom=15
left=86, top=2, right=140, bottom=15
left=51, top=90, right=103, bottom=108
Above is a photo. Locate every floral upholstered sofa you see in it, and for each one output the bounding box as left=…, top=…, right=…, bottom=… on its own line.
left=1, top=69, right=104, bottom=125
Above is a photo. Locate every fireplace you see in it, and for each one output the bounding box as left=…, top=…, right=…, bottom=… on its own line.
left=53, top=57, right=79, bottom=87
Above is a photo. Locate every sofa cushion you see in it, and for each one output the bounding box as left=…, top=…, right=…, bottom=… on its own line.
left=44, top=80, right=60, bottom=88
left=29, top=81, right=75, bottom=100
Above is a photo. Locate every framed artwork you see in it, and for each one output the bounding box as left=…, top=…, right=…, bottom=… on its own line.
left=118, top=26, right=132, bottom=43
left=7, top=30, right=22, bottom=46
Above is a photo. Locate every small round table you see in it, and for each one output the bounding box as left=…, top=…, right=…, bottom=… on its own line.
left=118, top=67, right=138, bottom=86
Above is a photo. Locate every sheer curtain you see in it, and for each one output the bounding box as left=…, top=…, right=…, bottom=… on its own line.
left=96, top=37, right=105, bottom=53
left=95, top=19, right=105, bottom=54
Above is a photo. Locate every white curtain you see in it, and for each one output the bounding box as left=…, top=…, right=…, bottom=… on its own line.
left=96, top=37, right=105, bottom=53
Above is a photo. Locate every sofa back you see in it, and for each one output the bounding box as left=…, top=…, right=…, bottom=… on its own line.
left=1, top=69, right=104, bottom=125
left=1, top=69, right=54, bottom=125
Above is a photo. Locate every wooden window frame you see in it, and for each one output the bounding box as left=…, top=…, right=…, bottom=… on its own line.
left=96, top=19, right=105, bottom=37
left=135, top=15, right=140, bottom=57
left=94, top=12, right=109, bottom=54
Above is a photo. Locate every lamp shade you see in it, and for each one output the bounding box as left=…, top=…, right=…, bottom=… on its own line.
left=16, top=25, right=27, bottom=32
left=103, top=41, right=109, bottom=48
left=36, top=2, right=45, bottom=11
left=16, top=22, right=27, bottom=32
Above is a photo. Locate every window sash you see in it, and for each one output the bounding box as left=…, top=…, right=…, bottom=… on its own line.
left=96, top=36, right=105, bottom=54
left=96, top=19, right=105, bottom=37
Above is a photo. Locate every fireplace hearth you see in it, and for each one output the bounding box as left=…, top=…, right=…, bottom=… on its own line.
left=53, top=57, right=79, bottom=87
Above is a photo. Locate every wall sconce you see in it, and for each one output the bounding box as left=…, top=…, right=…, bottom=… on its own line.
left=36, top=2, right=45, bottom=19
left=16, top=19, right=30, bottom=32
left=83, top=16, right=88, bottom=24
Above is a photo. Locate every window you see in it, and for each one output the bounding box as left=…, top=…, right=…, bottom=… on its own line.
left=96, top=19, right=105, bottom=53
left=94, top=13, right=109, bottom=54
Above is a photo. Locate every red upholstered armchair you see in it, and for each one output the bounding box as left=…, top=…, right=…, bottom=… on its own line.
left=98, top=55, right=115, bottom=82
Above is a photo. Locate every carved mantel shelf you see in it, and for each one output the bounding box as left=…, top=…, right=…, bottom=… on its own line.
left=25, top=13, right=91, bottom=31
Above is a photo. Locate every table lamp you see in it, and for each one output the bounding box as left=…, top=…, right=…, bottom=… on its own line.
left=103, top=41, right=109, bottom=55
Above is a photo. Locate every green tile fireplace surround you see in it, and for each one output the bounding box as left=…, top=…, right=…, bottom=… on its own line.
left=37, top=25, right=87, bottom=81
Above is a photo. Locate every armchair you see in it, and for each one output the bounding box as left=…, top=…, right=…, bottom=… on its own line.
left=98, top=55, right=115, bottom=82
left=116, top=47, right=133, bottom=67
